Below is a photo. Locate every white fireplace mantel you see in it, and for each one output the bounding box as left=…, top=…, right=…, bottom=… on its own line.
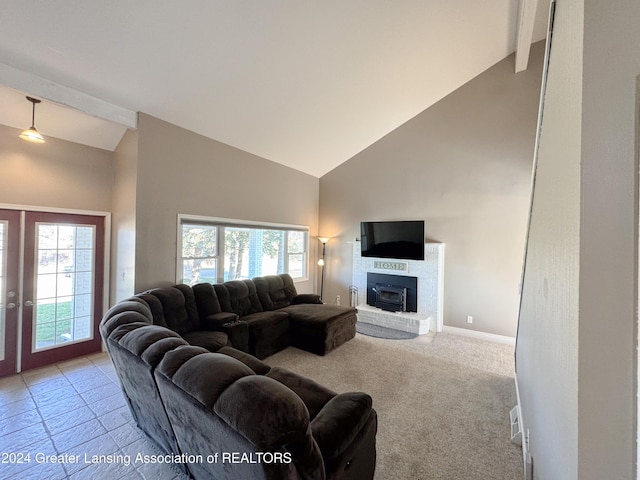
left=351, top=242, right=445, bottom=334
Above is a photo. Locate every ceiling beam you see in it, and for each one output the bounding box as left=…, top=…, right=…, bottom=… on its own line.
left=0, top=62, right=137, bottom=128
left=515, top=0, right=540, bottom=73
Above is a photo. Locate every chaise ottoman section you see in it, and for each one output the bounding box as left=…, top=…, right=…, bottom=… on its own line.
left=241, top=311, right=290, bottom=359
left=282, top=304, right=357, bottom=356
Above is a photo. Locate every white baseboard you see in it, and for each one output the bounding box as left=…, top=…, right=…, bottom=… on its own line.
left=442, top=325, right=516, bottom=346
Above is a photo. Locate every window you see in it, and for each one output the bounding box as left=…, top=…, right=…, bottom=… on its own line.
left=178, top=216, right=308, bottom=285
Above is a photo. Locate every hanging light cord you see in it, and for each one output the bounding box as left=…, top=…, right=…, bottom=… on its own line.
left=26, top=96, right=41, bottom=128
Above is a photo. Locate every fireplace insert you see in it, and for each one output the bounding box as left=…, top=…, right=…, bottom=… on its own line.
left=366, top=273, right=418, bottom=313
left=374, top=284, right=407, bottom=312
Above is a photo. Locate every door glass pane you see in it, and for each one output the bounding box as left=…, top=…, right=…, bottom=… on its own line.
left=0, top=221, right=6, bottom=361
left=33, top=223, right=95, bottom=351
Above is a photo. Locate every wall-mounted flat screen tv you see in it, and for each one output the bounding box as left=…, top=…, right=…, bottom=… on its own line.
left=360, top=220, right=425, bottom=261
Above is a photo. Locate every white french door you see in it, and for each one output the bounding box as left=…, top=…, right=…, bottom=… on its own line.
left=0, top=209, right=20, bottom=376
left=0, top=209, right=106, bottom=376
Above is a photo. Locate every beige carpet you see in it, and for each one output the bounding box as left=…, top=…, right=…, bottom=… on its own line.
left=266, top=332, right=523, bottom=480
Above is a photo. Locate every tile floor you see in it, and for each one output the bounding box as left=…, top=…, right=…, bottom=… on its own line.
left=0, top=353, right=189, bottom=480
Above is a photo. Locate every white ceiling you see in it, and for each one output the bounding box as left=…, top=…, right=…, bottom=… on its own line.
left=0, top=1, right=549, bottom=177
left=0, top=85, right=128, bottom=151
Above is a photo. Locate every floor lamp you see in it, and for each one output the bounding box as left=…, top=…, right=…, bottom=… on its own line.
left=318, top=237, right=329, bottom=301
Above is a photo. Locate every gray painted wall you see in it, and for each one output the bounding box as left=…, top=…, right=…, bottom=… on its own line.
left=0, top=124, right=113, bottom=212
left=515, top=2, right=582, bottom=478
left=111, top=128, right=138, bottom=303
left=578, top=1, right=637, bottom=476
left=132, top=114, right=320, bottom=294
left=319, top=43, right=544, bottom=338
left=516, top=0, right=638, bottom=478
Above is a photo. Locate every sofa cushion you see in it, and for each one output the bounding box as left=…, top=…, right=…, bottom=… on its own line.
left=267, top=366, right=336, bottom=420
left=212, top=374, right=326, bottom=480
left=214, top=374, right=310, bottom=448
left=292, top=293, right=323, bottom=305
left=103, top=300, right=153, bottom=325
left=100, top=311, right=151, bottom=341
left=105, top=324, right=190, bottom=461
left=241, top=310, right=289, bottom=327
left=155, top=347, right=327, bottom=480
left=241, top=311, right=290, bottom=359
left=213, top=284, right=232, bottom=312
left=192, top=282, right=222, bottom=317
left=143, top=336, right=192, bottom=367
left=172, top=284, right=201, bottom=330
left=283, top=304, right=357, bottom=356
left=201, top=312, right=239, bottom=330
left=311, top=392, right=374, bottom=461
left=158, top=350, right=255, bottom=409
left=146, top=287, right=197, bottom=334
left=155, top=344, right=209, bottom=378
left=281, top=304, right=357, bottom=327
left=217, top=346, right=272, bottom=375
left=181, top=330, right=229, bottom=352
left=135, top=293, right=168, bottom=328
left=219, top=280, right=264, bottom=316
left=254, top=274, right=297, bottom=311
left=118, top=324, right=185, bottom=358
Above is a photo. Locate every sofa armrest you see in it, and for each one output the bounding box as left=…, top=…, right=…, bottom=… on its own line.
left=201, top=313, right=249, bottom=352
left=214, top=375, right=325, bottom=479
left=215, top=375, right=312, bottom=448
left=311, top=392, right=373, bottom=460
left=201, top=312, right=239, bottom=330
left=217, top=322, right=250, bottom=353
left=292, top=293, right=323, bottom=305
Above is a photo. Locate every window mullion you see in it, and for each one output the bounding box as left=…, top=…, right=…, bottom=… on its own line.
left=283, top=232, right=289, bottom=274
left=217, top=226, right=225, bottom=284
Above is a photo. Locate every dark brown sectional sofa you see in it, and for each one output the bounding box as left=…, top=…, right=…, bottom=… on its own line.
left=135, top=273, right=357, bottom=359
left=99, top=273, right=376, bottom=479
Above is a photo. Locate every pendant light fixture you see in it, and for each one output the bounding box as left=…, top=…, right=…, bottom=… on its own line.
left=19, top=96, right=45, bottom=144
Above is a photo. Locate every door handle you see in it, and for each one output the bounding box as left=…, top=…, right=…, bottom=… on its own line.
left=24, top=300, right=34, bottom=307
left=6, top=291, right=18, bottom=309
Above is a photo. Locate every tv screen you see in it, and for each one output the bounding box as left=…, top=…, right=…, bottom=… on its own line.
left=360, top=221, right=425, bottom=260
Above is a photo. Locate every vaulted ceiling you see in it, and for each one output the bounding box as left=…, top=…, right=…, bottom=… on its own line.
left=0, top=1, right=549, bottom=177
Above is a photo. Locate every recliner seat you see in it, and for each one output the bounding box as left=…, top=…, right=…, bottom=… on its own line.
left=99, top=300, right=378, bottom=480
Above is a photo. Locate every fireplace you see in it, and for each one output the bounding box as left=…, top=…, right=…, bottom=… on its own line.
left=353, top=241, right=445, bottom=334
left=367, top=273, right=417, bottom=313
left=374, top=284, right=406, bottom=312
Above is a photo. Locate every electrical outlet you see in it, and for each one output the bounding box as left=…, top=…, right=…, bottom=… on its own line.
left=336, top=295, right=341, bottom=305
left=466, top=315, right=473, bottom=324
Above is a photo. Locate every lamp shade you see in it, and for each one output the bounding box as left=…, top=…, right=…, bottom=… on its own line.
left=318, top=237, right=330, bottom=244
left=19, top=127, right=45, bottom=144
left=19, top=96, right=45, bottom=144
